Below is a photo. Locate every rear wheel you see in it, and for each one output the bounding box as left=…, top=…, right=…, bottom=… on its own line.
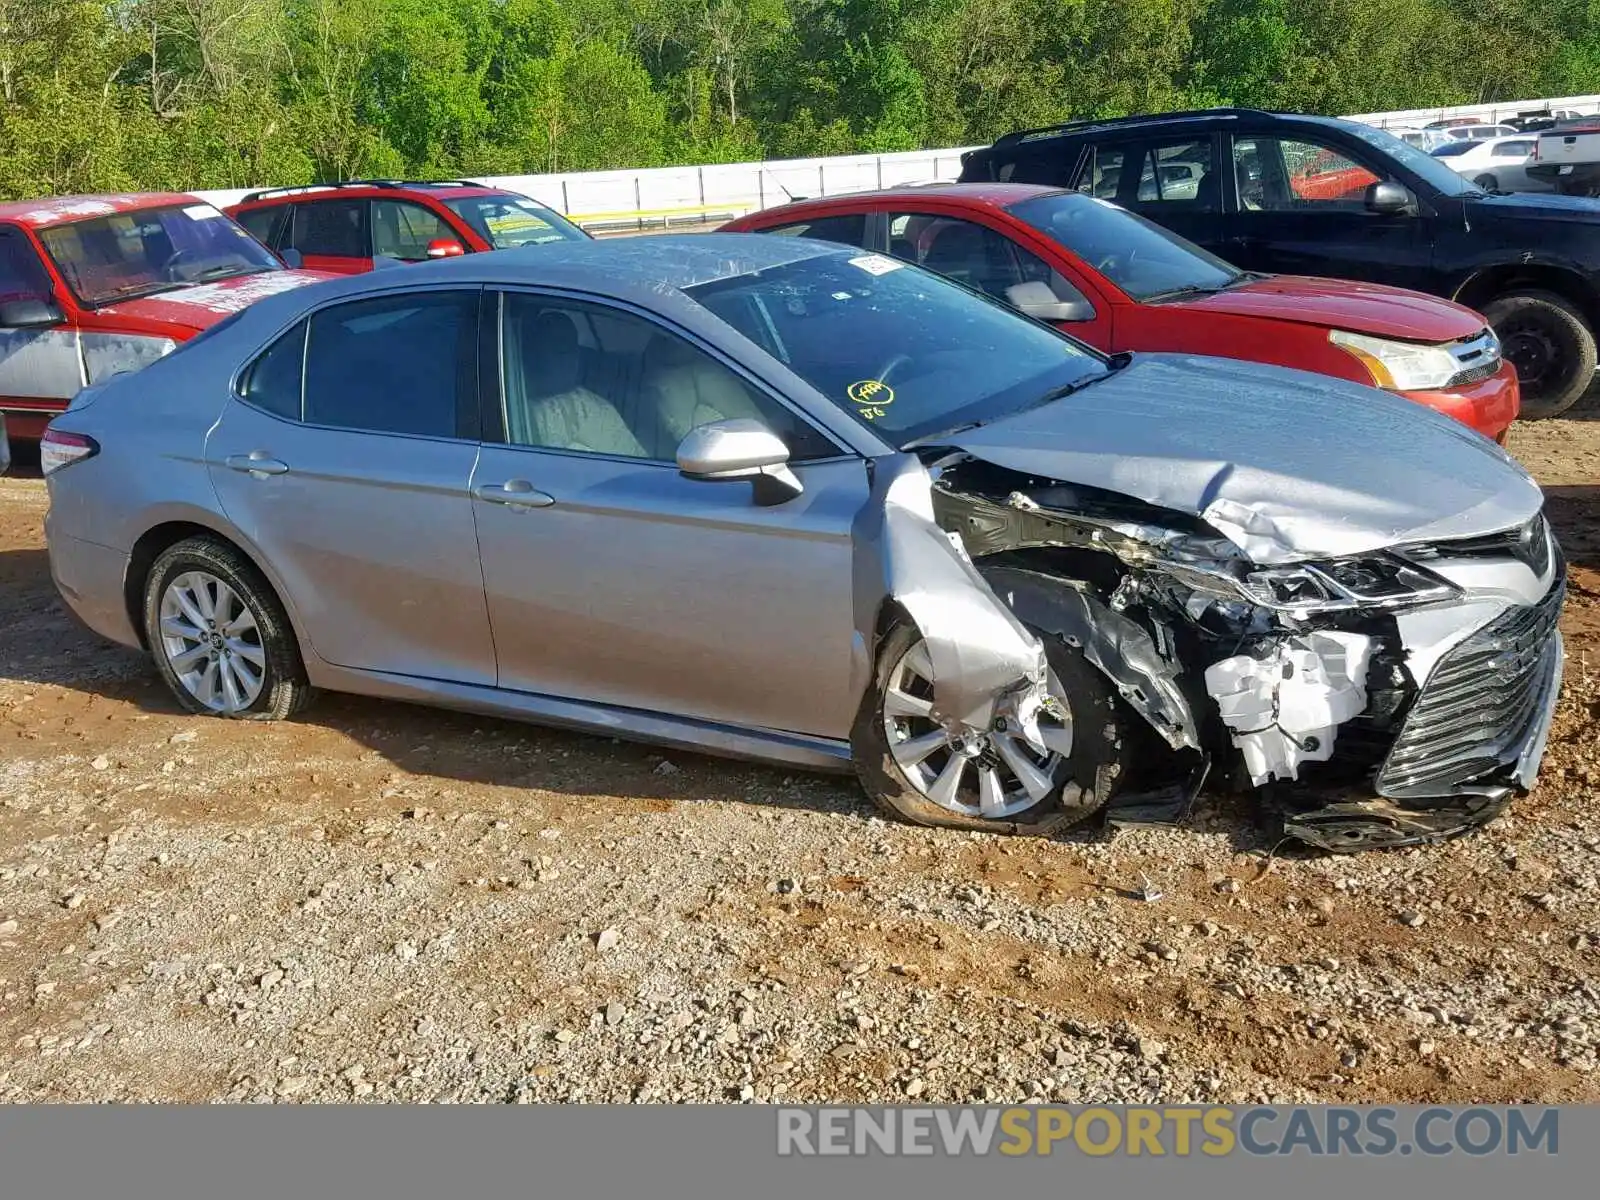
left=142, top=536, right=313, bottom=720
left=1473, top=173, right=1498, bottom=190
left=1483, top=289, right=1597, bottom=418
left=851, top=623, right=1124, bottom=835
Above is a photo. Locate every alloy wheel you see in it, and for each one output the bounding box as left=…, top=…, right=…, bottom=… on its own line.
left=158, top=571, right=267, bottom=714
left=881, top=637, right=1073, bottom=820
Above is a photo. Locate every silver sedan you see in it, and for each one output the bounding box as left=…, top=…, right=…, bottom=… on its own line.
left=42, top=235, right=1564, bottom=850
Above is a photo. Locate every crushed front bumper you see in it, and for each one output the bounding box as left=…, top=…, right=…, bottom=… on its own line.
left=1276, top=575, right=1567, bottom=852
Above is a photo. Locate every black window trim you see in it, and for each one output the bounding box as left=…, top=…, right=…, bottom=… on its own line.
left=231, top=283, right=484, bottom=442
left=482, top=284, right=854, bottom=467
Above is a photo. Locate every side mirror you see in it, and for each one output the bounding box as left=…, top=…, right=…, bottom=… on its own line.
left=0, top=297, right=63, bottom=328
left=676, top=418, right=803, bottom=506
left=1005, top=279, right=1095, bottom=323
left=426, top=238, right=467, bottom=259
left=1365, top=181, right=1415, bottom=215
left=278, top=247, right=304, bottom=269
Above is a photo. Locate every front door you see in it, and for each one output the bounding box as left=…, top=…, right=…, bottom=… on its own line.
left=471, top=290, right=868, bottom=739
left=0, top=227, right=83, bottom=438
left=206, top=287, right=496, bottom=684
left=1224, top=133, right=1430, bottom=287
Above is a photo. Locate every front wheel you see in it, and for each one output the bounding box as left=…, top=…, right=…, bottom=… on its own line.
left=1483, top=290, right=1597, bottom=418
left=851, top=623, right=1125, bottom=835
left=1473, top=173, right=1498, bottom=190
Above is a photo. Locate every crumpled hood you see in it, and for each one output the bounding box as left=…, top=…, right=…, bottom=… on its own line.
left=1169, top=275, right=1484, bottom=342
left=96, top=269, right=333, bottom=336
left=945, top=353, right=1543, bottom=564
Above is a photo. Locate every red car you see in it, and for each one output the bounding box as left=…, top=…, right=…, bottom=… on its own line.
left=0, top=192, right=332, bottom=440
left=722, top=183, right=1519, bottom=440
left=226, top=179, right=590, bottom=274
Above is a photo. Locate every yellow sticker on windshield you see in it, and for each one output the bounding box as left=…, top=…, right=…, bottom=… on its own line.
left=848, top=380, right=894, bottom=407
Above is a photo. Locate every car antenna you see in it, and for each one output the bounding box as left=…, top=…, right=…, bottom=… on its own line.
left=762, top=169, right=803, bottom=203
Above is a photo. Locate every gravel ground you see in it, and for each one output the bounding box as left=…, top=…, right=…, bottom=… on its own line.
left=0, top=409, right=1597, bottom=1105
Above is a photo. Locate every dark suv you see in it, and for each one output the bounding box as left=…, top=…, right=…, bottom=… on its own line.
left=960, top=107, right=1600, bottom=416
left=226, top=179, right=589, bottom=276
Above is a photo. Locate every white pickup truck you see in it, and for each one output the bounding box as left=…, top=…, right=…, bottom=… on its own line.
left=1528, top=118, right=1600, bottom=194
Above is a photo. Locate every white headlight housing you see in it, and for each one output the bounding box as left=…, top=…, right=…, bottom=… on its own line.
left=1329, top=329, right=1460, bottom=391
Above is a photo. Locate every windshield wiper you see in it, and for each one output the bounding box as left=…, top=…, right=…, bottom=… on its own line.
left=1143, top=283, right=1230, bottom=303
left=89, top=281, right=187, bottom=306
left=189, top=264, right=271, bottom=284
left=909, top=357, right=1131, bottom=445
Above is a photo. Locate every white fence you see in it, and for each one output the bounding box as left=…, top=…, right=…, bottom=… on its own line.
left=192, top=94, right=1600, bottom=232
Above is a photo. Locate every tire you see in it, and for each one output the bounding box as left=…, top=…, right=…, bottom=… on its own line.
left=1483, top=289, right=1597, bottom=419
left=851, top=622, right=1124, bottom=836
left=1473, top=173, right=1497, bottom=190
left=142, top=535, right=314, bottom=721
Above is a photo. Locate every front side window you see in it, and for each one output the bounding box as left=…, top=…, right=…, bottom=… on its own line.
left=687, top=250, right=1106, bottom=447
left=444, top=195, right=589, bottom=249
left=302, top=291, right=477, bottom=437
left=884, top=211, right=1086, bottom=312
left=286, top=199, right=367, bottom=258
left=234, top=207, right=282, bottom=248
left=760, top=214, right=868, bottom=248
left=371, top=200, right=456, bottom=261
left=498, top=292, right=835, bottom=462
left=0, top=229, right=55, bottom=305
left=1235, top=137, right=1385, bottom=211
left=36, top=203, right=282, bottom=306
left=1007, top=192, right=1241, bottom=301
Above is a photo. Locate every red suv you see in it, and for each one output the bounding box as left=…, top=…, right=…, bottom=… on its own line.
left=0, top=193, right=331, bottom=440
left=723, top=183, right=1519, bottom=440
left=226, top=179, right=590, bottom=274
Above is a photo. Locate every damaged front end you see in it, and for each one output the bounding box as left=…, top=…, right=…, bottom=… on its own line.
left=918, top=455, right=1566, bottom=852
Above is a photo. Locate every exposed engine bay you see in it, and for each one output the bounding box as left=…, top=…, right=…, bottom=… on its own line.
left=888, top=450, right=1566, bottom=852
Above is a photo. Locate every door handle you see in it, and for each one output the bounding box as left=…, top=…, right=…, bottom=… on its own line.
left=224, top=452, right=289, bottom=477
left=473, top=479, right=555, bottom=508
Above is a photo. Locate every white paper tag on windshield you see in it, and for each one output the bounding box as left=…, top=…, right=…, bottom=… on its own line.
left=848, top=253, right=903, bottom=276
left=183, top=204, right=224, bottom=220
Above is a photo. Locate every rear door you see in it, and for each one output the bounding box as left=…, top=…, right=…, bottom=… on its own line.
left=206, top=286, right=496, bottom=684
left=0, top=225, right=83, bottom=437
left=278, top=198, right=373, bottom=274
left=1073, top=133, right=1228, bottom=253
left=1224, top=131, right=1430, bottom=287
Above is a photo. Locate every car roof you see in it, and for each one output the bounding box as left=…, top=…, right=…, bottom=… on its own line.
left=975, top=107, right=1354, bottom=153
left=0, top=192, right=203, bottom=229
left=744, top=182, right=1067, bottom=218
left=230, top=233, right=848, bottom=327
left=233, top=181, right=528, bottom=206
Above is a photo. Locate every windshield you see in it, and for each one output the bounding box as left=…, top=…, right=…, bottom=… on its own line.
left=1343, top=121, right=1485, bottom=197
left=37, top=203, right=281, bottom=306
left=686, top=251, right=1106, bottom=446
left=444, top=195, right=589, bottom=249
left=1007, top=191, right=1242, bottom=301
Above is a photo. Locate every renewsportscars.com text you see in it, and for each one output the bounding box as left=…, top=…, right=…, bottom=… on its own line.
left=776, top=1106, right=1559, bottom=1158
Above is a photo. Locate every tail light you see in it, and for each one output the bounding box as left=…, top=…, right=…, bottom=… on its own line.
left=40, top=429, right=99, bottom=475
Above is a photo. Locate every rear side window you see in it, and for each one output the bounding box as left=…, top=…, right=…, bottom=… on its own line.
left=303, top=291, right=477, bottom=438
left=287, top=200, right=367, bottom=258
left=999, top=149, right=1078, bottom=187
left=760, top=214, right=868, bottom=247
left=238, top=321, right=306, bottom=420
left=234, top=207, right=281, bottom=248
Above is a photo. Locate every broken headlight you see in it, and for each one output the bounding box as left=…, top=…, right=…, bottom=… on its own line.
left=1162, top=554, right=1458, bottom=614
left=1329, top=329, right=1461, bottom=391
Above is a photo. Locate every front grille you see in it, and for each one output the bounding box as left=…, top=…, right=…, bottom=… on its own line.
left=1376, top=571, right=1565, bottom=797
left=1444, top=328, right=1502, bottom=389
